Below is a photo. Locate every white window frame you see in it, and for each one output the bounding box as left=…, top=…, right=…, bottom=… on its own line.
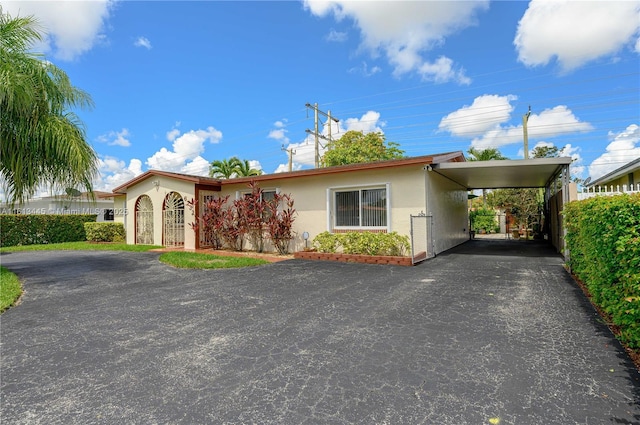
left=327, top=183, right=391, bottom=232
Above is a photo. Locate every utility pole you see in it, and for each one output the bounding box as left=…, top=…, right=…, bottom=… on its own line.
left=305, top=103, right=340, bottom=168
left=523, top=105, right=532, bottom=159
left=282, top=145, right=296, bottom=172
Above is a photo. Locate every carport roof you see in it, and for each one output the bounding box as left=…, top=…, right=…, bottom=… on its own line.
left=432, top=157, right=573, bottom=190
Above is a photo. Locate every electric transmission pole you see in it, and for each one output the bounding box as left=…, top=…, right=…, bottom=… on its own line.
left=282, top=145, right=296, bottom=172
left=523, top=105, right=532, bottom=159
left=305, top=103, right=340, bottom=168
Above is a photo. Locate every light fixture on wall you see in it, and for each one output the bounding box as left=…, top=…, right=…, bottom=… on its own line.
left=152, top=180, right=160, bottom=189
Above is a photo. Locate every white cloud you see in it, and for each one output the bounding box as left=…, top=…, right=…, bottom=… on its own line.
left=439, top=94, right=517, bottom=137
left=471, top=105, right=593, bottom=149
left=560, top=144, right=584, bottom=179
left=588, top=124, right=640, bottom=181
left=146, top=126, right=222, bottom=174
left=97, top=128, right=131, bottom=147
left=3, top=0, right=114, bottom=60
left=340, top=110, right=385, bottom=134
left=134, top=36, right=152, bottom=49
left=166, top=128, right=181, bottom=142
left=347, top=61, right=381, bottom=77
left=268, top=120, right=290, bottom=145
left=304, top=0, right=487, bottom=84
left=95, top=157, right=143, bottom=192
left=325, top=28, right=348, bottom=42
left=179, top=156, right=210, bottom=176
left=514, top=0, right=640, bottom=72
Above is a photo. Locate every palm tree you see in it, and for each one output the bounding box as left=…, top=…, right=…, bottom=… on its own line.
left=466, top=147, right=507, bottom=162
left=466, top=147, right=507, bottom=205
left=235, top=159, right=262, bottom=177
left=209, top=157, right=241, bottom=179
left=0, top=8, right=98, bottom=205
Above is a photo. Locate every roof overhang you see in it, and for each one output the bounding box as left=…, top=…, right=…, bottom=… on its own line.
left=431, top=157, right=573, bottom=190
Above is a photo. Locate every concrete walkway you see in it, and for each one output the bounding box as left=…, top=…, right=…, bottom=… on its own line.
left=1, top=240, right=638, bottom=424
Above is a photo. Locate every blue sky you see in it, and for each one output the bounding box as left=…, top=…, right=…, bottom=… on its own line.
left=4, top=0, right=640, bottom=193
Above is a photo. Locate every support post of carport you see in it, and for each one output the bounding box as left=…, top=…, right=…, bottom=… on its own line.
left=562, top=164, right=571, bottom=266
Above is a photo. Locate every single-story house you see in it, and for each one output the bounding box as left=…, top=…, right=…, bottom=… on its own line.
left=587, top=157, right=640, bottom=191
left=109, top=151, right=470, bottom=256
left=0, top=191, right=116, bottom=222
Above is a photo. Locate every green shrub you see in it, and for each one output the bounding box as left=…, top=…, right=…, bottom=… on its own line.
left=470, top=208, right=498, bottom=232
left=84, top=222, right=126, bottom=243
left=313, top=231, right=339, bottom=253
left=564, top=193, right=640, bottom=348
left=312, top=231, right=410, bottom=256
left=0, top=214, right=97, bottom=247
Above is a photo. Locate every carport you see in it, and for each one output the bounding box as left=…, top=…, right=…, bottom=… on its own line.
left=430, top=157, right=573, bottom=259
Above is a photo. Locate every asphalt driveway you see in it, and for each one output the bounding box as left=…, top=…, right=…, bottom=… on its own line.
left=1, top=240, right=639, bottom=424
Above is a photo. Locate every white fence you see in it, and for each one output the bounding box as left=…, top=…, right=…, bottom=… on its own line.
left=578, top=184, right=639, bottom=200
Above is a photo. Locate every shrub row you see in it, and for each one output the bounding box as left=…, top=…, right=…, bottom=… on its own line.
left=312, top=231, right=410, bottom=257
left=564, top=193, right=640, bottom=348
left=84, top=222, right=125, bottom=243
left=0, top=214, right=97, bottom=247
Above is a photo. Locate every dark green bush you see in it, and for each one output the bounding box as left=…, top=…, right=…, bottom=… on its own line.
left=84, top=222, right=125, bottom=243
left=312, top=231, right=410, bottom=256
left=0, top=214, right=97, bottom=247
left=564, top=193, right=640, bottom=348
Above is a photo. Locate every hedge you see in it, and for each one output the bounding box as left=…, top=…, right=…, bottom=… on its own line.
left=84, top=222, right=125, bottom=243
left=564, top=193, right=640, bottom=348
left=0, top=214, right=97, bottom=247
left=313, top=231, right=410, bottom=257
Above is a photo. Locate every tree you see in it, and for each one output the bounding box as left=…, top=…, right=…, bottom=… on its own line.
left=209, top=157, right=261, bottom=178
left=209, top=157, right=241, bottom=179
left=235, top=159, right=262, bottom=177
left=466, top=147, right=507, bottom=162
left=0, top=8, right=98, bottom=205
left=530, top=145, right=559, bottom=159
left=321, top=131, right=404, bottom=167
left=466, top=147, right=507, bottom=205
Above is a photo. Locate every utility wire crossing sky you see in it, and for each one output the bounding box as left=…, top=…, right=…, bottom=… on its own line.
left=3, top=0, right=639, bottom=195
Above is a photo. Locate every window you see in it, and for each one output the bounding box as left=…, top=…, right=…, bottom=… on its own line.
left=103, top=209, right=114, bottom=221
left=334, top=187, right=387, bottom=228
left=242, top=189, right=276, bottom=202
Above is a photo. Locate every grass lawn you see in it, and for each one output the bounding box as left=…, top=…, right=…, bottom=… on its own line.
left=0, top=241, right=163, bottom=253
left=0, top=266, right=22, bottom=312
left=159, top=251, right=269, bottom=269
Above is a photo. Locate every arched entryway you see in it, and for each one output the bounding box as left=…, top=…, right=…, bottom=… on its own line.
left=163, top=192, right=185, bottom=248
left=135, top=195, right=154, bottom=245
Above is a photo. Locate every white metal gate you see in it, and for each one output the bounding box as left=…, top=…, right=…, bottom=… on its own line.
left=163, top=192, right=185, bottom=248
left=410, top=214, right=434, bottom=264
left=135, top=195, right=154, bottom=245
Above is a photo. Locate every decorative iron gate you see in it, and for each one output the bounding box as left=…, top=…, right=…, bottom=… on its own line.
left=410, top=213, right=434, bottom=264
left=163, top=192, right=185, bottom=248
left=135, top=195, right=154, bottom=245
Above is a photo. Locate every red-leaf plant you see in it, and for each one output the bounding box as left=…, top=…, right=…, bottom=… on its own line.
left=186, top=196, right=229, bottom=250
left=241, top=181, right=268, bottom=253
left=266, top=192, right=297, bottom=255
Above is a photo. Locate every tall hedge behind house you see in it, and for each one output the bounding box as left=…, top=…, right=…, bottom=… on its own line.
left=0, top=214, right=97, bottom=247
left=564, top=194, right=640, bottom=348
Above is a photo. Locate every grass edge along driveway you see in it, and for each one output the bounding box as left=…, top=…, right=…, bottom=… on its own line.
left=0, top=242, right=269, bottom=311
